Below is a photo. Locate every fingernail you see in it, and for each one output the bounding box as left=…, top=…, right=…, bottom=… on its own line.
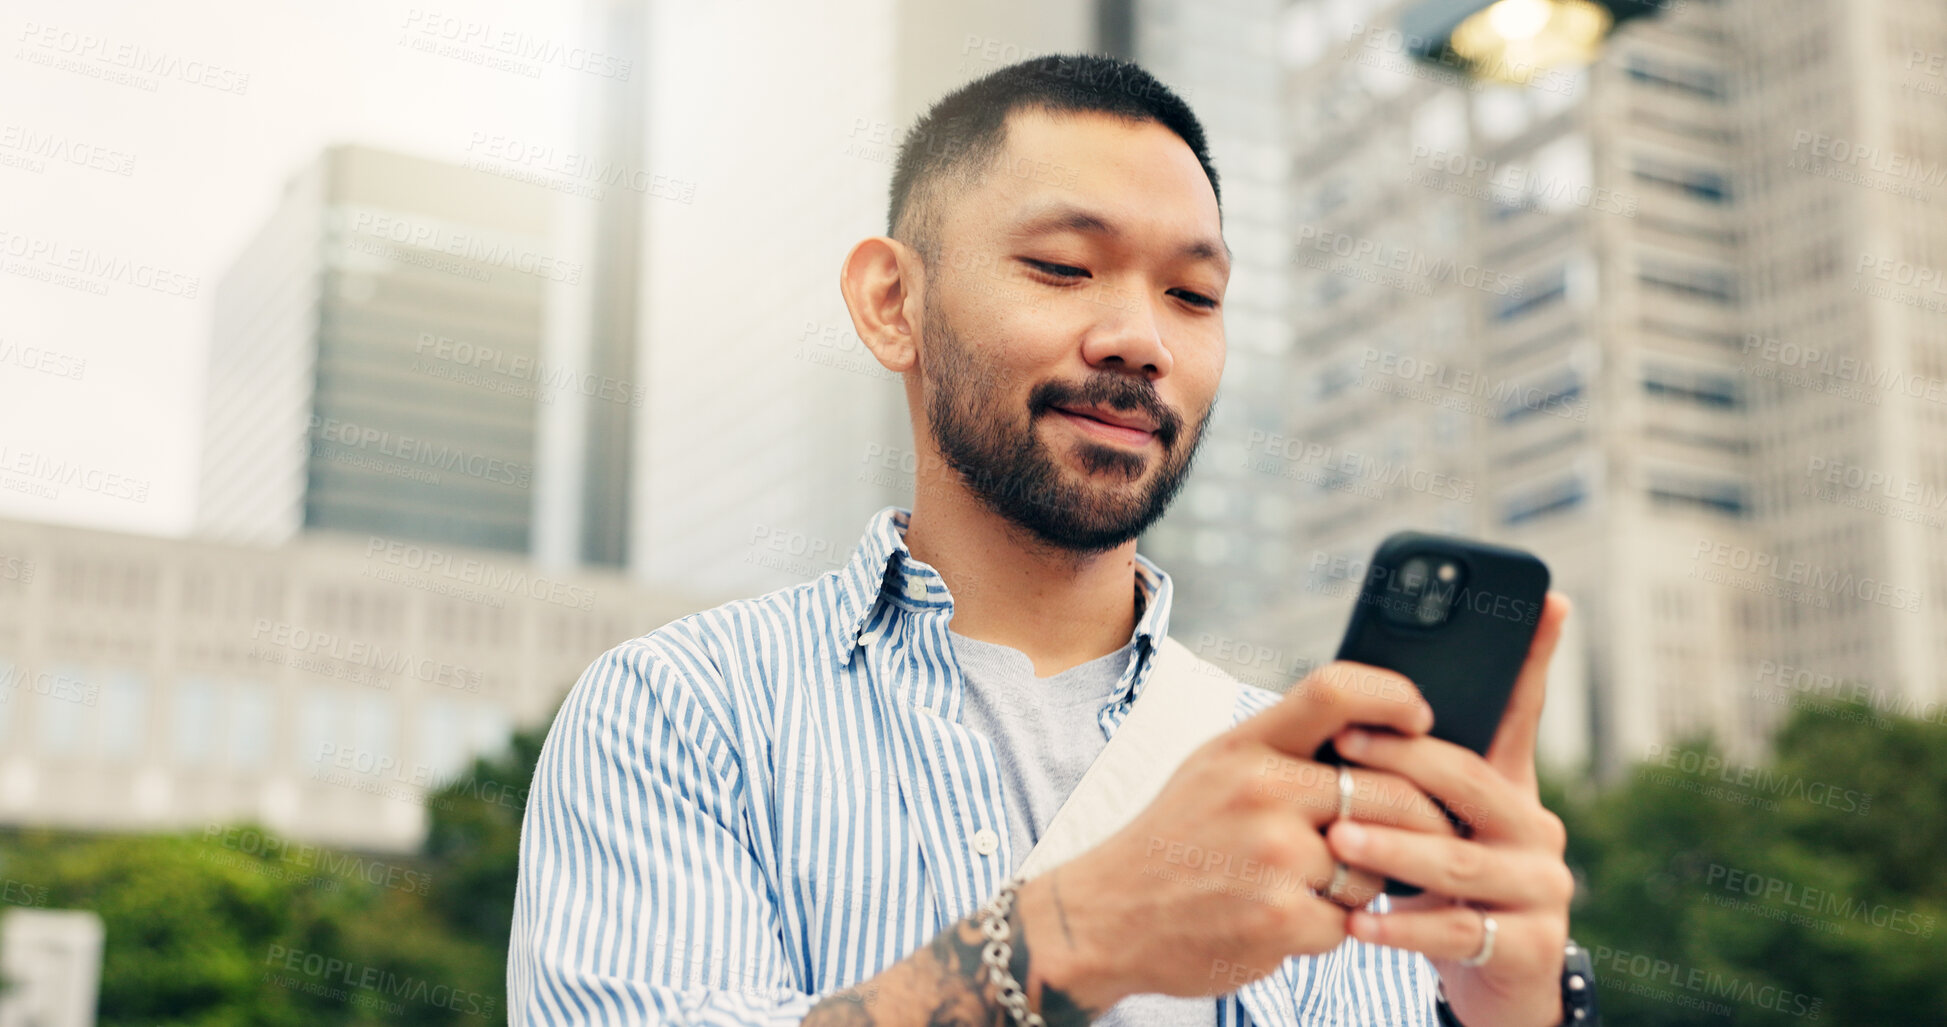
left=1340, top=728, right=1370, bottom=756
left=1349, top=911, right=1380, bottom=938
left=1335, top=821, right=1367, bottom=852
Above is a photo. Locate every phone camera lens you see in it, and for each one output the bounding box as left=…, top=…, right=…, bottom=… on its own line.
left=1399, top=557, right=1430, bottom=594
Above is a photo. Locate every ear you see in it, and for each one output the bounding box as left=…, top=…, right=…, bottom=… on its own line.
left=840, top=236, right=923, bottom=374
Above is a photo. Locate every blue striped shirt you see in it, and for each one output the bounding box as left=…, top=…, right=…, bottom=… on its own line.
left=509, top=505, right=1439, bottom=1025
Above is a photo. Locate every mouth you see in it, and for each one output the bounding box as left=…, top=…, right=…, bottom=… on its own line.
left=1051, top=405, right=1159, bottom=447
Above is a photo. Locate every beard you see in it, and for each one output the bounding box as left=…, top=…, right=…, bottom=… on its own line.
left=919, top=288, right=1215, bottom=555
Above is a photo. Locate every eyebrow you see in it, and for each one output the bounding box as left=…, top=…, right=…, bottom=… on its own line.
left=1005, top=201, right=1232, bottom=277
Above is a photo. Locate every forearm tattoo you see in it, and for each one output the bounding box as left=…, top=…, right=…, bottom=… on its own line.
left=802, top=901, right=1097, bottom=1027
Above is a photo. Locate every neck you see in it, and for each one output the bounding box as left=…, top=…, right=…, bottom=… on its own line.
left=902, top=488, right=1142, bottom=679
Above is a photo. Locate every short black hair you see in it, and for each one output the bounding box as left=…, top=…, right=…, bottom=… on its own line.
left=887, top=54, right=1221, bottom=265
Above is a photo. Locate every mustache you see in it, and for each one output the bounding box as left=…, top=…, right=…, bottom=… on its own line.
left=1029, top=376, right=1182, bottom=447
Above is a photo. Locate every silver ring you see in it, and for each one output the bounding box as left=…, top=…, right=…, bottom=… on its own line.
left=1459, top=910, right=1498, bottom=967
left=1325, top=861, right=1351, bottom=902
left=1336, top=766, right=1355, bottom=822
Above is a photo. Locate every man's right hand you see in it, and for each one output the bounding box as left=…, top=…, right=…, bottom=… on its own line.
left=1016, top=660, right=1458, bottom=1010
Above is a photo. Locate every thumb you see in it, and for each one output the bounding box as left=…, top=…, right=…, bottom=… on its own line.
left=1483, top=591, right=1571, bottom=791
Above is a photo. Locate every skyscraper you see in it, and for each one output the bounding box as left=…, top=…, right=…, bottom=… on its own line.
left=198, top=144, right=558, bottom=555
left=1174, top=0, right=1947, bottom=774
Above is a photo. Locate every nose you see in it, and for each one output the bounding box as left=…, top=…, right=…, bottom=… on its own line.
left=1079, top=285, right=1173, bottom=380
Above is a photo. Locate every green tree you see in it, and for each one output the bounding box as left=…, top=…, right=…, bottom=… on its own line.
left=0, top=720, right=550, bottom=1027
left=1546, top=698, right=1947, bottom=1026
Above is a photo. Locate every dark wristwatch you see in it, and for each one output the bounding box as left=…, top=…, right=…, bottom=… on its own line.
left=1433, top=939, right=1600, bottom=1027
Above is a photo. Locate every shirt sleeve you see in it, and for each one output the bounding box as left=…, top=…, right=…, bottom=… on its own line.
left=508, top=639, right=819, bottom=1026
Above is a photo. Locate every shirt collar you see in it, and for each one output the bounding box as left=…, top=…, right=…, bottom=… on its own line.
left=827, top=505, right=1174, bottom=674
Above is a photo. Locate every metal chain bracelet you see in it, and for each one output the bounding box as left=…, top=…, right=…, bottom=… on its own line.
left=977, top=875, right=1045, bottom=1027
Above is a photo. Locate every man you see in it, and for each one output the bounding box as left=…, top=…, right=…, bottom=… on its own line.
left=509, top=54, right=1578, bottom=1027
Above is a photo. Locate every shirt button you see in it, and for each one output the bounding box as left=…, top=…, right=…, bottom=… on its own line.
left=903, top=576, right=931, bottom=601
left=857, top=628, right=879, bottom=646
left=972, top=828, right=1000, bottom=856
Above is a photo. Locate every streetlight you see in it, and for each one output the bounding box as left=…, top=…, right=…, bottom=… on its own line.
left=1399, top=0, right=1674, bottom=84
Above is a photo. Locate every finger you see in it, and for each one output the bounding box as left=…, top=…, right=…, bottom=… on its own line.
left=1484, top=591, right=1571, bottom=790
left=1326, top=820, right=1574, bottom=910
left=1331, top=728, right=1551, bottom=845
left=1233, top=661, right=1434, bottom=760
left=1345, top=905, right=1555, bottom=977
left=1249, top=756, right=1455, bottom=835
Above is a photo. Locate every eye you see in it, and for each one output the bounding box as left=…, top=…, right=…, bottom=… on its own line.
left=1171, top=288, right=1220, bottom=310
left=1021, top=258, right=1089, bottom=280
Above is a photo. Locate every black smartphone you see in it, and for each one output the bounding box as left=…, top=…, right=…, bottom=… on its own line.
left=1317, top=531, right=1551, bottom=896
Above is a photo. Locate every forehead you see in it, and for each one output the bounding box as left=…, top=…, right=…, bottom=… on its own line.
left=947, top=106, right=1224, bottom=260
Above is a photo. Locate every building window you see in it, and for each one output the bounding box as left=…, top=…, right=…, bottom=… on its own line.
left=1492, top=265, right=1568, bottom=322
left=1647, top=474, right=1748, bottom=517
left=1631, top=158, right=1732, bottom=203
left=1642, top=364, right=1744, bottom=409
left=1624, top=53, right=1727, bottom=100
left=174, top=678, right=220, bottom=765
left=229, top=685, right=273, bottom=770
left=1639, top=260, right=1737, bottom=305
left=1502, top=473, right=1589, bottom=525
left=1500, top=366, right=1586, bottom=425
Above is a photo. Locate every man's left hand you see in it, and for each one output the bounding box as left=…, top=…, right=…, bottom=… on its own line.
left=1322, top=591, right=1576, bottom=1027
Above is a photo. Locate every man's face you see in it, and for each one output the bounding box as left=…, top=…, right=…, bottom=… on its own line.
left=914, top=106, right=1228, bottom=554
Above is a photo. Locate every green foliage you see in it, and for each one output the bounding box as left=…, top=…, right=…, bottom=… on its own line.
left=6, top=696, right=1941, bottom=1027
left=0, top=720, right=549, bottom=1027
left=1544, top=698, right=1947, bottom=1027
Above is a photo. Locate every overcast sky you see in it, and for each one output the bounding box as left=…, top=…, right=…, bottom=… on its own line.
left=1, top=0, right=601, bottom=536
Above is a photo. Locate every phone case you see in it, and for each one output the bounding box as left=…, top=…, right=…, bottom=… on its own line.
left=1332, top=531, right=1550, bottom=756
left=1324, top=531, right=1550, bottom=897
